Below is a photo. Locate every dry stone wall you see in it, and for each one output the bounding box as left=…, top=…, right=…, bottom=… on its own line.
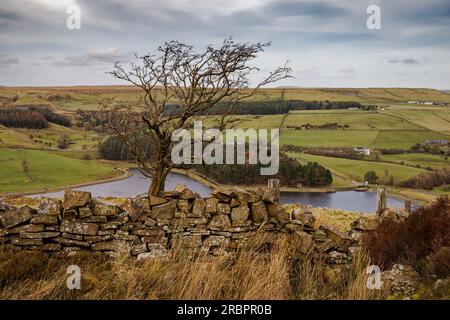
left=0, top=185, right=374, bottom=264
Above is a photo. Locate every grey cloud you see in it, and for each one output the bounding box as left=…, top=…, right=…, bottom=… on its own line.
left=388, top=58, right=420, bottom=64
left=339, top=67, right=355, bottom=73
left=403, top=58, right=420, bottom=64
left=262, top=0, right=350, bottom=18
left=0, top=54, right=19, bottom=65
left=53, top=48, right=130, bottom=67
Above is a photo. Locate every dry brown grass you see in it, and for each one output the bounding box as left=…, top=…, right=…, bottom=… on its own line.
left=0, top=234, right=388, bottom=300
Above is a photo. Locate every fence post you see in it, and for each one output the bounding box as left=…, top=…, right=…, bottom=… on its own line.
left=376, top=186, right=387, bottom=215
left=268, top=179, right=280, bottom=203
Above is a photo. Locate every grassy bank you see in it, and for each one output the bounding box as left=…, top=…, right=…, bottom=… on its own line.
left=0, top=235, right=386, bottom=300
left=0, top=148, right=120, bottom=195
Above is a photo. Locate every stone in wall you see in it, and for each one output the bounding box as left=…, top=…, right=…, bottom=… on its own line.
left=63, top=190, right=91, bottom=210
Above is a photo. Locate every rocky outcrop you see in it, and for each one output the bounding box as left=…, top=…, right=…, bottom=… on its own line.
left=0, top=185, right=368, bottom=265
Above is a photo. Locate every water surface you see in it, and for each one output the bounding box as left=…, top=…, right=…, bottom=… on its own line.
left=34, top=168, right=404, bottom=213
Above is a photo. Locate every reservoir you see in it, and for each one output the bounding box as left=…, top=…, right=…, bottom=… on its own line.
left=34, top=168, right=405, bottom=213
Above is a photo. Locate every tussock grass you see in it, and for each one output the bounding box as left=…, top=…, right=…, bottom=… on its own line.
left=0, top=234, right=388, bottom=300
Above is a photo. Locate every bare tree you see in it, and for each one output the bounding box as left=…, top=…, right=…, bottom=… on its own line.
left=105, top=37, right=292, bottom=198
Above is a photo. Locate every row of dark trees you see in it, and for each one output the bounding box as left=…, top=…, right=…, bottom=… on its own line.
left=196, top=156, right=333, bottom=187
left=0, top=110, right=48, bottom=129
left=0, top=107, right=71, bottom=129
left=30, top=107, right=72, bottom=127
left=164, top=100, right=365, bottom=116
left=99, top=135, right=333, bottom=187
left=99, top=134, right=156, bottom=161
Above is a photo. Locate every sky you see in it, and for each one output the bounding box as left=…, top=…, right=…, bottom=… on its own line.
left=0, top=0, right=449, bottom=89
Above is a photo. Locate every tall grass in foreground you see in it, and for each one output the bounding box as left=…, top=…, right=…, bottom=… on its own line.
left=0, top=235, right=387, bottom=300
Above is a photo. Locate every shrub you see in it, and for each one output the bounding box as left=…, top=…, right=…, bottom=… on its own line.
left=399, top=168, right=450, bottom=190
left=364, top=171, right=378, bottom=184
left=363, top=196, right=450, bottom=276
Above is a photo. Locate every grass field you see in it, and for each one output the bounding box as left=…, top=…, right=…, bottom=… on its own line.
left=379, top=153, right=450, bottom=169
left=2, top=87, right=450, bottom=111
left=288, top=152, right=425, bottom=184
left=0, top=123, right=102, bottom=152
left=0, top=148, right=118, bottom=194
left=283, top=111, right=423, bottom=130
left=386, top=109, right=450, bottom=134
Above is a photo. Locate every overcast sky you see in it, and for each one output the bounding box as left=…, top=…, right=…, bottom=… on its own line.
left=1, top=0, right=449, bottom=89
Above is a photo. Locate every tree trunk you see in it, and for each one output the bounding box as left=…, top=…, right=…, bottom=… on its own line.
left=148, top=164, right=169, bottom=197
left=148, top=138, right=171, bottom=197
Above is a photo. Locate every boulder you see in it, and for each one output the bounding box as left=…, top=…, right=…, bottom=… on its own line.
left=62, top=233, right=83, bottom=240
left=150, top=200, right=176, bottom=220
left=63, top=190, right=91, bottom=210
left=319, top=225, right=351, bottom=247
left=190, top=198, right=205, bottom=217
left=174, top=184, right=198, bottom=200
left=148, top=195, right=168, bottom=207
left=78, top=207, right=93, bottom=218
left=205, top=198, right=218, bottom=214
left=6, top=224, right=44, bottom=234
left=38, top=199, right=62, bottom=215
left=381, top=264, right=420, bottom=297
left=55, top=236, right=90, bottom=247
left=91, top=240, right=129, bottom=252
left=208, top=214, right=231, bottom=231
left=170, top=235, right=202, bottom=248
left=30, top=214, right=58, bottom=225
left=292, top=209, right=316, bottom=228
left=217, top=203, right=231, bottom=215
left=0, top=206, right=33, bottom=228
left=19, top=232, right=59, bottom=239
left=211, top=188, right=234, bottom=202
left=60, top=220, right=99, bottom=236
left=202, top=235, right=229, bottom=251
left=326, top=251, right=349, bottom=264
left=93, top=200, right=120, bottom=216
left=81, top=216, right=107, bottom=223
left=231, top=206, right=250, bottom=227
left=351, top=217, right=378, bottom=231
left=62, top=210, right=77, bottom=220
left=250, top=201, right=268, bottom=223
left=119, top=198, right=142, bottom=222
left=11, top=238, right=43, bottom=246
left=177, top=199, right=192, bottom=213
left=84, top=235, right=113, bottom=243
left=267, top=203, right=290, bottom=223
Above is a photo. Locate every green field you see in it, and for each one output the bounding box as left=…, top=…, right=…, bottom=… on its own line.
left=288, top=152, right=425, bottom=185
left=379, top=153, right=450, bottom=169
left=2, top=87, right=450, bottom=112
left=387, top=109, right=450, bottom=134
left=0, top=148, right=118, bottom=194
left=280, top=129, right=379, bottom=147
left=283, top=112, right=423, bottom=130
left=0, top=123, right=103, bottom=152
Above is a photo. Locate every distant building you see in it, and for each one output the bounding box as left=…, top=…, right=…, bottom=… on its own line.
left=354, top=147, right=371, bottom=155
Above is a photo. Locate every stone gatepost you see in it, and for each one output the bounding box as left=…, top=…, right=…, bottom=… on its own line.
left=404, top=200, right=412, bottom=214
left=268, top=179, right=280, bottom=203
left=376, top=186, right=387, bottom=215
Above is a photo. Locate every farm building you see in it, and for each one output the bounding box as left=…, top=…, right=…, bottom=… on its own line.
left=354, top=147, right=371, bottom=155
